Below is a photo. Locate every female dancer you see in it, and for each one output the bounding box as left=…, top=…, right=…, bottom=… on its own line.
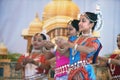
left=55, top=12, right=102, bottom=80
left=42, top=19, right=80, bottom=80
left=55, top=19, right=80, bottom=80
left=98, top=34, right=120, bottom=79
left=15, top=31, right=54, bottom=80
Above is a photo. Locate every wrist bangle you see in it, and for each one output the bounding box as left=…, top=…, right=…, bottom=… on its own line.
left=74, top=44, right=78, bottom=50
left=38, top=62, right=41, bottom=67
left=53, top=45, right=57, bottom=52
left=51, top=45, right=57, bottom=54
left=108, top=58, right=111, bottom=64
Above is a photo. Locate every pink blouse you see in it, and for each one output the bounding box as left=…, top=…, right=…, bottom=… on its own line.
left=55, top=51, right=69, bottom=77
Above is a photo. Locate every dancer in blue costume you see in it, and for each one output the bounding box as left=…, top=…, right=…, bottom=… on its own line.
left=40, top=19, right=80, bottom=80
left=68, top=19, right=80, bottom=43
left=56, top=12, right=102, bottom=80
left=54, top=19, right=80, bottom=80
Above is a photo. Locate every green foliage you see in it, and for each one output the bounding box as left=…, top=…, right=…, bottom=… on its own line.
left=104, top=53, right=111, bottom=58
left=7, top=52, right=21, bottom=62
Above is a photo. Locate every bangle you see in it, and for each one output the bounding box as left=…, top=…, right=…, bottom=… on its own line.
left=108, top=58, right=111, bottom=64
left=74, top=44, right=78, bottom=50
left=51, top=45, right=57, bottom=54
left=53, top=45, right=57, bottom=52
left=38, top=62, right=41, bottom=67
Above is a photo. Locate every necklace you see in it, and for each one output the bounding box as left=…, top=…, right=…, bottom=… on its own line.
left=71, top=37, right=89, bottom=60
left=110, top=64, right=115, bottom=75
left=31, top=49, right=42, bottom=53
left=72, top=49, right=77, bottom=60
left=82, top=32, right=92, bottom=37
left=109, top=54, right=119, bottom=75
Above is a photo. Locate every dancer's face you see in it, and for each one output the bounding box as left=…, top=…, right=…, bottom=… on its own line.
left=32, top=34, right=44, bottom=50
left=79, top=14, right=94, bottom=33
left=67, top=24, right=77, bottom=37
left=117, top=36, right=120, bottom=49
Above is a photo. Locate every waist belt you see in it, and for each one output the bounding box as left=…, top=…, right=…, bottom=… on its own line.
left=25, top=73, right=47, bottom=80
left=55, top=60, right=89, bottom=76
left=68, top=60, right=89, bottom=73
left=55, top=64, right=69, bottom=76
left=112, top=75, right=120, bottom=79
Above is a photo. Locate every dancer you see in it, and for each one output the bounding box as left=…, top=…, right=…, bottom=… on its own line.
left=55, top=19, right=80, bottom=80
left=98, top=33, right=120, bottom=79
left=42, top=19, right=80, bottom=80
left=15, top=31, right=54, bottom=80
left=55, top=12, right=102, bottom=80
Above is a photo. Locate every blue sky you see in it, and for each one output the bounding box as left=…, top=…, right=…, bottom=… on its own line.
left=0, top=0, right=120, bottom=56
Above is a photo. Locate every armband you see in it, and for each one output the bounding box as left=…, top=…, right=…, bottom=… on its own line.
left=53, top=45, right=57, bottom=52
left=38, top=62, right=41, bottom=67
left=74, top=44, right=78, bottom=50
left=108, top=58, right=111, bottom=64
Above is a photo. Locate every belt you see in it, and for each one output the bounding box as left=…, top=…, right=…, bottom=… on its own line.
left=55, top=64, right=69, bottom=76
left=68, top=60, right=89, bottom=73
left=112, top=75, right=120, bottom=79
left=25, top=73, right=47, bottom=80
left=55, top=60, right=89, bottom=75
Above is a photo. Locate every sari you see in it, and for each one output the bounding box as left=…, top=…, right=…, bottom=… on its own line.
left=68, top=37, right=102, bottom=80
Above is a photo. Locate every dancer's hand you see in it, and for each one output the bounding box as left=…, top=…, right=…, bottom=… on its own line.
left=42, top=40, right=55, bottom=49
left=55, top=37, right=69, bottom=48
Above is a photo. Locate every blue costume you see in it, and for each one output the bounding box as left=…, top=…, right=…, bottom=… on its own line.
left=69, top=36, right=102, bottom=80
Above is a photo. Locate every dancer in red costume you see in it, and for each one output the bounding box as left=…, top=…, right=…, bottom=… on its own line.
left=98, top=34, right=120, bottom=80
left=15, top=31, right=54, bottom=80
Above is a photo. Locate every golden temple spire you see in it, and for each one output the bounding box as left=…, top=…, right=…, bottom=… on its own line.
left=28, top=13, right=43, bottom=35
left=34, top=12, right=40, bottom=22
left=0, top=42, right=8, bottom=54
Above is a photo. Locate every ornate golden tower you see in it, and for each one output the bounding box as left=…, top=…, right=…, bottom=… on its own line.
left=42, top=0, right=80, bottom=21
left=22, top=0, right=80, bottom=52
left=22, top=13, right=43, bottom=52
left=42, top=0, right=80, bottom=42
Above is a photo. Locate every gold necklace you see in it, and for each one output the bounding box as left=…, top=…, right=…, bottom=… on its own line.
left=109, top=54, right=119, bottom=75
left=72, top=37, right=89, bottom=60
left=72, top=49, right=77, bottom=60
left=110, top=64, right=115, bottom=74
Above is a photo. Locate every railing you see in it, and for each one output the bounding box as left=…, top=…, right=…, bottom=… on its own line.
left=0, top=62, right=23, bottom=80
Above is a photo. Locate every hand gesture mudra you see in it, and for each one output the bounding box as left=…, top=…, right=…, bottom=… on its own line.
left=42, top=40, right=55, bottom=49
left=55, top=37, right=69, bottom=48
left=55, top=37, right=70, bottom=54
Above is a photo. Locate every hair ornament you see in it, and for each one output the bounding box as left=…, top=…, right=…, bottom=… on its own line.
left=40, top=29, right=50, bottom=41
left=95, top=4, right=103, bottom=31
left=81, top=13, right=97, bottom=23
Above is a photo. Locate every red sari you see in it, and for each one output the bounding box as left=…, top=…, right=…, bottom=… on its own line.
left=17, top=53, right=49, bottom=79
left=108, top=54, right=120, bottom=79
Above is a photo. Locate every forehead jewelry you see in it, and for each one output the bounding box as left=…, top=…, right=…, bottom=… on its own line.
left=81, top=13, right=97, bottom=23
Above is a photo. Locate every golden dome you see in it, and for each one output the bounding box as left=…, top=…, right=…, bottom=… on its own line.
left=42, top=0, right=80, bottom=21
left=0, top=42, right=8, bottom=54
left=28, top=13, right=43, bottom=35
left=43, top=16, right=72, bottom=32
